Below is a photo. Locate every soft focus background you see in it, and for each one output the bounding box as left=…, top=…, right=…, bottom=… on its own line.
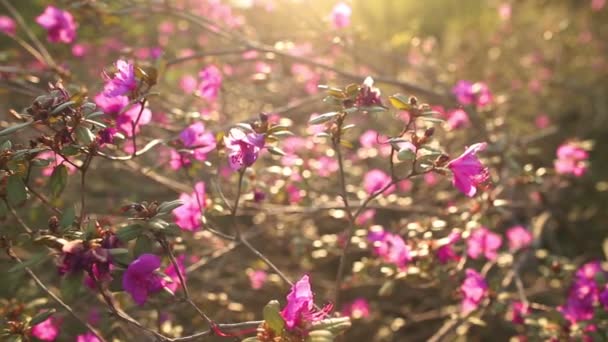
left=1, top=0, right=608, bottom=341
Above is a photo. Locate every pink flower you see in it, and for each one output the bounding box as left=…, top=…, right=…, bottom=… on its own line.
left=436, top=231, right=461, bottom=264
left=179, top=75, right=198, bottom=93
left=103, top=60, right=137, bottom=97
left=509, top=301, right=530, bottom=324
left=173, top=182, right=206, bottom=231
left=445, top=109, right=470, bottom=130
left=355, top=209, right=376, bottom=225
left=115, top=104, right=152, bottom=137
left=122, top=254, right=165, bottom=305
left=506, top=225, right=533, bottom=252
left=592, top=0, right=606, bottom=11
left=171, top=122, right=216, bottom=169
left=498, top=3, right=512, bottom=21
left=467, top=227, right=502, bottom=261
left=76, top=332, right=100, bottom=342
left=363, top=169, right=394, bottom=195
left=554, top=142, right=589, bottom=177
left=559, top=261, right=605, bottom=323
left=36, top=6, right=77, bottom=43
left=331, top=2, right=352, bottom=29
left=452, top=81, right=493, bottom=107
left=248, top=270, right=268, bottom=290
left=355, top=77, right=382, bottom=107
left=30, top=316, right=61, bottom=341
left=94, top=93, right=129, bottom=115
left=280, top=275, right=332, bottom=330
left=535, top=114, right=550, bottom=129
left=368, top=226, right=412, bottom=269
left=163, top=255, right=185, bottom=293
left=0, top=15, right=16, bottom=36
left=460, top=269, right=488, bottom=315
left=198, top=65, right=222, bottom=101
left=224, top=128, right=265, bottom=170
left=447, top=142, right=489, bottom=197
left=341, top=298, right=370, bottom=319
left=36, top=151, right=78, bottom=177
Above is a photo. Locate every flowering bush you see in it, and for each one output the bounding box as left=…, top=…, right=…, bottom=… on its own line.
left=0, top=1, right=606, bottom=341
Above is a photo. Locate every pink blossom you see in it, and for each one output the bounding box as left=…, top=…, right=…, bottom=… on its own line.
left=535, top=114, right=550, bottom=129
left=180, top=75, right=198, bottom=93
left=122, top=254, right=165, bottom=305
left=36, top=151, right=78, bottom=177
left=592, top=0, right=606, bottom=11
left=310, top=156, right=339, bottom=177
left=363, top=169, right=394, bottom=195
left=355, top=209, right=376, bottom=225
left=198, top=65, right=222, bottom=101
left=445, top=109, right=470, bottom=130
left=447, top=142, right=489, bottom=197
left=115, top=104, right=152, bottom=137
left=76, top=332, right=100, bottom=342
left=173, top=182, right=206, bottom=231
left=0, top=15, right=16, bottom=36
left=30, top=316, right=61, bottom=341
left=71, top=43, right=88, bottom=57
left=498, top=3, right=512, bottom=21
left=368, top=226, right=412, bottom=269
left=554, top=142, right=589, bottom=177
left=509, top=301, right=530, bottom=324
left=424, top=172, right=438, bottom=186
left=506, top=225, right=533, bottom=252
left=103, top=60, right=137, bottom=97
left=224, top=128, right=265, bottom=171
left=436, top=231, right=461, bottom=264
left=248, top=270, right=268, bottom=290
left=280, top=275, right=332, bottom=330
left=94, top=93, right=129, bottom=115
left=452, top=81, right=493, bottom=107
left=467, top=227, right=502, bottom=261
left=460, top=269, right=488, bottom=315
left=163, top=255, right=185, bottom=293
left=341, top=298, right=370, bottom=319
left=331, top=2, right=352, bottom=29
left=171, top=122, right=217, bottom=170
left=356, top=77, right=382, bottom=107
left=287, top=183, right=303, bottom=204
left=36, top=6, right=77, bottom=43
left=559, top=261, right=605, bottom=323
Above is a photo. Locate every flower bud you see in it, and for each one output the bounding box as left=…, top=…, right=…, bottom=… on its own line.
left=424, top=127, right=435, bottom=138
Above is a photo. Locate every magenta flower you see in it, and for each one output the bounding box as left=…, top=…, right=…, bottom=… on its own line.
left=331, top=2, right=352, bottom=29
left=94, top=93, right=151, bottom=137
left=198, top=65, right=222, bottom=101
left=179, top=75, right=198, bottom=93
left=509, top=301, right=530, bottom=324
left=341, top=298, right=370, bottom=319
left=173, top=182, right=206, bottom=231
left=363, top=169, right=394, bottom=195
left=35, top=6, right=77, bottom=43
left=460, top=269, right=488, bottom=315
left=436, top=231, right=461, bottom=264
left=172, top=122, right=216, bottom=167
left=30, top=316, right=61, bottom=341
left=447, top=142, right=489, bottom=197
left=559, top=261, right=606, bottom=323
left=554, top=142, right=589, bottom=177
left=36, top=151, right=78, bottom=177
left=355, top=77, right=382, bottom=107
left=445, top=109, right=470, bottom=130
left=103, top=60, right=137, bottom=97
left=76, top=332, right=100, bottom=342
left=224, top=128, right=265, bottom=171
left=0, top=15, right=16, bottom=36
left=368, top=226, right=412, bottom=269
left=452, top=80, right=493, bottom=107
left=535, top=114, right=550, bottom=129
left=163, top=255, right=185, bottom=293
left=248, top=270, right=268, bottom=290
left=592, top=0, right=606, bottom=11
left=280, top=275, right=332, bottom=330
left=123, top=254, right=165, bottom=305
left=506, top=225, right=533, bottom=252
left=466, top=227, right=502, bottom=261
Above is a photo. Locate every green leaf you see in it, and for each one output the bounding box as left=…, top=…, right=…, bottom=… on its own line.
left=267, top=146, right=286, bottom=156
left=156, top=200, right=184, bottom=216
left=305, top=329, right=334, bottom=342
left=60, top=145, right=80, bottom=156
left=358, top=106, right=387, bottom=113
left=312, top=317, right=351, bottom=334
left=134, top=235, right=155, bottom=256
left=75, top=126, right=95, bottom=145
left=116, top=225, right=143, bottom=242
left=388, top=94, right=411, bottom=110
left=397, top=147, right=416, bottom=161
left=61, top=273, right=83, bottom=301
left=0, top=121, right=33, bottom=137
left=29, top=309, right=56, bottom=326
left=49, top=165, right=68, bottom=198
left=263, top=300, right=285, bottom=334
left=7, top=175, right=27, bottom=205
left=1, top=140, right=12, bottom=151
left=7, top=253, right=48, bottom=273
left=60, top=206, right=76, bottom=230
left=50, top=101, right=75, bottom=115
left=309, top=112, right=340, bottom=125
left=419, top=117, right=444, bottom=123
